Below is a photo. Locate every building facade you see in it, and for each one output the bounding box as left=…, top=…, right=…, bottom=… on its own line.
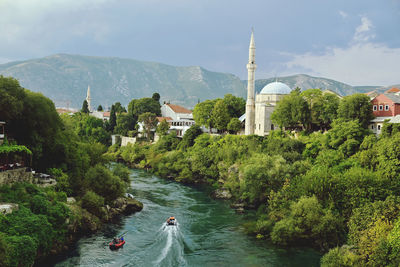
left=244, top=31, right=291, bottom=136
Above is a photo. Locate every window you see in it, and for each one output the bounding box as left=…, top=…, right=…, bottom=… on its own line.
left=379, top=105, right=383, bottom=111
left=385, top=105, right=389, bottom=111
left=271, top=124, right=274, bottom=130
left=373, top=105, right=377, bottom=111
left=378, top=125, right=381, bottom=130
left=259, top=124, right=261, bottom=130
left=371, top=125, right=374, bottom=129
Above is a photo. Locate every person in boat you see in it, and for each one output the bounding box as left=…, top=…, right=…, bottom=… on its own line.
left=113, top=237, right=118, bottom=244
left=167, top=216, right=175, bottom=224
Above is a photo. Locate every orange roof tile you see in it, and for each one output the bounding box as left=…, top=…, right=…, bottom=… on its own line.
left=103, top=111, right=110, bottom=117
left=156, top=116, right=172, bottom=122
left=386, top=87, right=400, bottom=93
left=167, top=104, right=192, bottom=114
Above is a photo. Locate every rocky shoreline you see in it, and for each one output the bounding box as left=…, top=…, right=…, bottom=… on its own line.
left=37, top=196, right=143, bottom=263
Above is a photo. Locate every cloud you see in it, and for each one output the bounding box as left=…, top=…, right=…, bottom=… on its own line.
left=338, top=10, right=348, bottom=18
left=353, top=16, right=375, bottom=42
left=286, top=42, right=400, bottom=86
left=284, top=16, right=399, bottom=86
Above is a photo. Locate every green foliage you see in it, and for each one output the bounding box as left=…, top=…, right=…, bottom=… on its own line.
left=128, top=97, right=161, bottom=119
left=97, top=105, right=103, bottom=111
left=152, top=92, right=160, bottom=102
left=212, top=99, right=231, bottom=131
left=0, top=76, right=26, bottom=123
left=271, top=89, right=310, bottom=130
left=156, top=119, right=169, bottom=136
left=326, top=119, right=370, bottom=156
left=139, top=112, right=157, bottom=141
left=84, top=164, right=126, bottom=203
left=81, top=100, right=89, bottom=113
left=81, top=190, right=105, bottom=217
left=222, top=94, right=246, bottom=118
left=1, top=234, right=38, bottom=267
left=111, top=163, right=131, bottom=183
left=178, top=125, right=203, bottom=150
left=227, top=118, right=242, bottom=134
left=114, top=113, right=136, bottom=136
left=321, top=246, right=360, bottom=267
left=193, top=99, right=218, bottom=130
left=337, top=93, right=374, bottom=128
left=270, top=196, right=345, bottom=249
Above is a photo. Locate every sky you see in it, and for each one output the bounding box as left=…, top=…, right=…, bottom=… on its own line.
left=0, top=0, right=399, bottom=86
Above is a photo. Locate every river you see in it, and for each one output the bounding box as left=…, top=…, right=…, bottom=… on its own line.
left=42, top=169, right=321, bottom=267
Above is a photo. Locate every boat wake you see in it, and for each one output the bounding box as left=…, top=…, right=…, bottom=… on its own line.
left=153, top=222, right=187, bottom=266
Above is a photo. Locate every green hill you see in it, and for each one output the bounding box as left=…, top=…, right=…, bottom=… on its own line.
left=0, top=54, right=245, bottom=109
left=0, top=54, right=396, bottom=109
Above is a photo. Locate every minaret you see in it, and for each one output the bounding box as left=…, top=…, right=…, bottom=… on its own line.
left=86, top=85, right=91, bottom=112
left=245, top=29, right=256, bottom=135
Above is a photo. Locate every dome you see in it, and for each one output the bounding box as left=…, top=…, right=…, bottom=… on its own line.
left=259, top=81, right=291, bottom=95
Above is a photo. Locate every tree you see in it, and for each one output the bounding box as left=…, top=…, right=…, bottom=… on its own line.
left=81, top=100, right=89, bottom=113
left=97, top=105, right=103, bottom=111
left=227, top=118, right=242, bottom=134
left=152, top=92, right=161, bottom=103
left=178, top=124, right=203, bottom=150
left=0, top=76, right=26, bottom=123
left=193, top=99, right=218, bottom=132
left=156, top=119, right=169, bottom=136
left=212, top=99, right=230, bottom=131
left=109, top=104, right=117, bottom=132
left=128, top=98, right=161, bottom=120
left=114, top=113, right=136, bottom=136
left=271, top=89, right=310, bottom=130
left=139, top=112, right=157, bottom=141
left=223, top=94, right=246, bottom=118
left=113, top=102, right=126, bottom=113
left=338, top=93, right=374, bottom=128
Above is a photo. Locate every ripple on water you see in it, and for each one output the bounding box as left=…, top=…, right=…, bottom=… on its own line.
left=43, top=169, right=321, bottom=267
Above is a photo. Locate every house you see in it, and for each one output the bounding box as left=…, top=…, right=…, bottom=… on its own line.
left=160, top=104, right=196, bottom=137
left=369, top=88, right=400, bottom=135
left=91, top=111, right=110, bottom=121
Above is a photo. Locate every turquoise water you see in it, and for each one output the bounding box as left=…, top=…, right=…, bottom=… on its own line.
left=42, top=169, right=321, bottom=267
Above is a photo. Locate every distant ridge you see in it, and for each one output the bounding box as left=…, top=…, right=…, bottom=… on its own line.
left=0, top=54, right=245, bottom=109
left=0, top=54, right=397, bottom=109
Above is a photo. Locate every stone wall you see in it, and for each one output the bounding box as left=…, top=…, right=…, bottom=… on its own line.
left=0, top=167, right=33, bottom=186
left=121, top=136, right=136, bottom=146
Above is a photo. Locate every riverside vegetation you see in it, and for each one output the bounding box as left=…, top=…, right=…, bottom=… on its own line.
left=0, top=76, right=143, bottom=267
left=107, top=89, right=400, bottom=266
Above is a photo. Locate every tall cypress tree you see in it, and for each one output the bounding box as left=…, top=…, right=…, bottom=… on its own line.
left=81, top=100, right=89, bottom=113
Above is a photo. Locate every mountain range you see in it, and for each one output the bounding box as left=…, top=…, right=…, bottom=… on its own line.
left=0, top=54, right=397, bottom=109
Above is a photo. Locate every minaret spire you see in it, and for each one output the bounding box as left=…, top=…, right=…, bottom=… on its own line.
left=86, top=85, right=91, bottom=112
left=245, top=29, right=257, bottom=135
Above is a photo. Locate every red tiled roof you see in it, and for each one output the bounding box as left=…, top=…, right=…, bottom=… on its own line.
left=386, top=87, right=400, bottom=93
left=167, top=104, right=192, bottom=114
left=365, top=91, right=376, bottom=95
left=103, top=111, right=110, bottom=117
left=156, top=117, right=172, bottom=122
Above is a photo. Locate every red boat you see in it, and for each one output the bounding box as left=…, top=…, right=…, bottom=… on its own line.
left=109, top=238, right=125, bottom=250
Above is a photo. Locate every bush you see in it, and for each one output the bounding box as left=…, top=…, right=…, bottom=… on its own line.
left=81, top=191, right=105, bottom=217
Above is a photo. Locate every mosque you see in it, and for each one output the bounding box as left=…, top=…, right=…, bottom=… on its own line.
left=244, top=31, right=292, bottom=136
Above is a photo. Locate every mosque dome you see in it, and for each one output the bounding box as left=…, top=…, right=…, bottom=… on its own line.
left=259, top=81, right=291, bottom=95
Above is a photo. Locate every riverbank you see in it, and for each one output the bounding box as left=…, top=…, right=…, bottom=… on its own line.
left=35, top=195, right=143, bottom=265
left=45, top=168, right=321, bottom=267
left=109, top=129, right=400, bottom=265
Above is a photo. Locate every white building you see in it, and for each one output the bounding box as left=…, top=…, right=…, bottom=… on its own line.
left=244, top=30, right=291, bottom=136
left=160, top=103, right=195, bottom=137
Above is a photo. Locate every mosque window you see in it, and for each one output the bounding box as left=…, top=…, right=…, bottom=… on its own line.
left=385, top=105, right=389, bottom=111
left=373, top=105, right=377, bottom=111
left=379, top=105, right=383, bottom=110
